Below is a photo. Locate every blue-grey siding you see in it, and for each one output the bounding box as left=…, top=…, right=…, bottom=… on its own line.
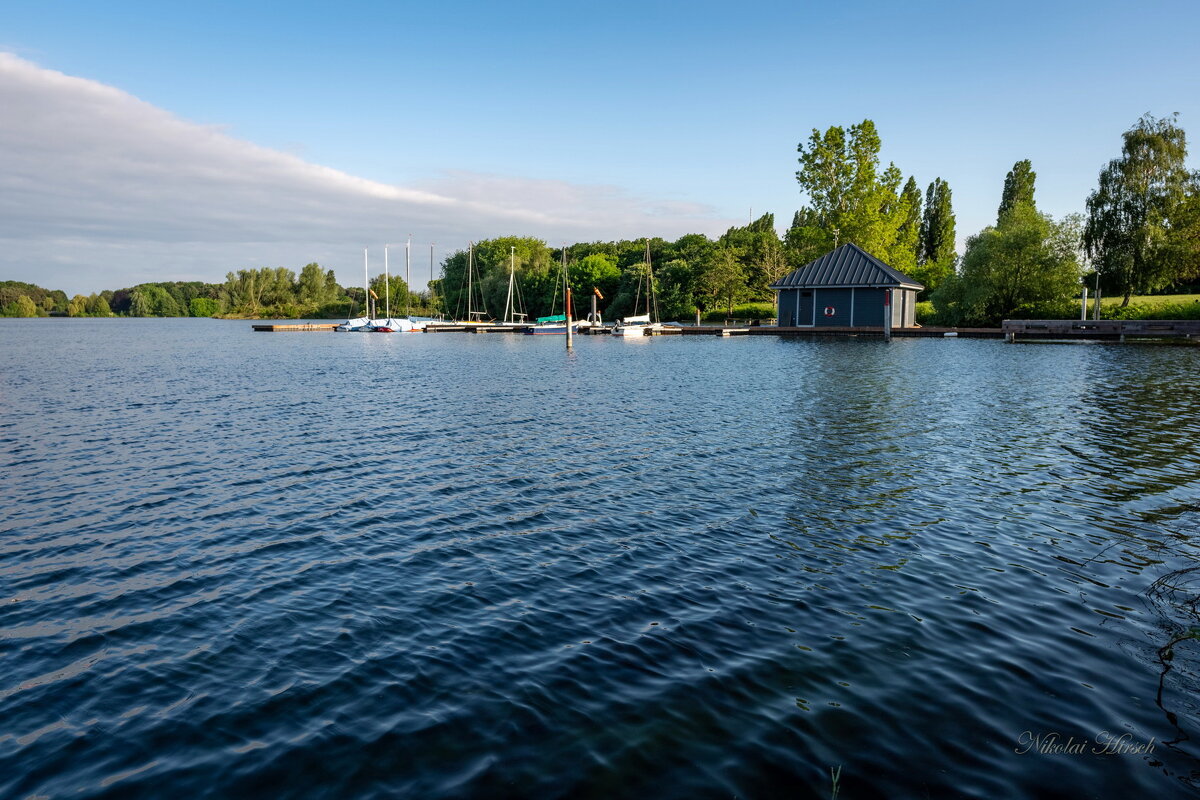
left=855, top=288, right=886, bottom=326
left=777, top=287, right=918, bottom=328
left=814, top=288, right=853, bottom=326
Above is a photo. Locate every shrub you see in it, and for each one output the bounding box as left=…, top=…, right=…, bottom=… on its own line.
left=189, top=297, right=220, bottom=317
left=703, top=301, right=776, bottom=321
left=915, top=301, right=935, bottom=325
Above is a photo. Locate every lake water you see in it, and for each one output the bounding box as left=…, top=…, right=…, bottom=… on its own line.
left=3, top=319, right=1200, bottom=798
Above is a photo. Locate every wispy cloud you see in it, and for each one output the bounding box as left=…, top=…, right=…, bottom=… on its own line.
left=0, top=53, right=734, bottom=292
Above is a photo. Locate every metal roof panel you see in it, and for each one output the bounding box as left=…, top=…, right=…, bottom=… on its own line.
left=769, top=243, right=925, bottom=290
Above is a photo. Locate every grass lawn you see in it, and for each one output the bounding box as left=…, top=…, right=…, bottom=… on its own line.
left=1099, top=293, right=1200, bottom=307
left=915, top=293, right=1200, bottom=325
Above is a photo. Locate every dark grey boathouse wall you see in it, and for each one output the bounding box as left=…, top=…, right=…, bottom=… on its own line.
left=778, top=287, right=918, bottom=327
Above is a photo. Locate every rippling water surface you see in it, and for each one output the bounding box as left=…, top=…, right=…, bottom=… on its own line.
left=3, top=319, right=1200, bottom=798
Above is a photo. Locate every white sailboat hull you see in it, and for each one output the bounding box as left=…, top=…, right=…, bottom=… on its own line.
left=612, top=323, right=661, bottom=337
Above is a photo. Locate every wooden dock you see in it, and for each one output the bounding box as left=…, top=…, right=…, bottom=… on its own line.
left=249, top=319, right=1200, bottom=343
left=757, top=325, right=1003, bottom=338
left=1002, top=319, right=1200, bottom=342
left=252, top=323, right=339, bottom=332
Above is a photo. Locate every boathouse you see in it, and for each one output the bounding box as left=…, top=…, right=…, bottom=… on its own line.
left=770, top=243, right=923, bottom=328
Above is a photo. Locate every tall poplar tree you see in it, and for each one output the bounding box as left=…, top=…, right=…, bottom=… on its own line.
left=1083, top=114, right=1197, bottom=304
left=998, top=160, right=1036, bottom=220
left=897, top=177, right=923, bottom=265
left=915, top=178, right=957, bottom=292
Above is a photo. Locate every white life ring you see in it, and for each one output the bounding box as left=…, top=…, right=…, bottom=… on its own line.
left=823, top=306, right=836, bottom=317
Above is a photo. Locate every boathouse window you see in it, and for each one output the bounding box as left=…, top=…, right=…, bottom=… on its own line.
left=801, top=291, right=812, bottom=297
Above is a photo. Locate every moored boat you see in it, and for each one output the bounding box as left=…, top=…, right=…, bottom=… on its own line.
left=611, top=240, right=661, bottom=338
left=335, top=316, right=373, bottom=332
left=611, top=313, right=661, bottom=337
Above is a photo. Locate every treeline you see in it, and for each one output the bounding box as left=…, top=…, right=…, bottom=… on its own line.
left=436, top=225, right=787, bottom=324
left=1, top=281, right=113, bottom=317
left=0, top=265, right=432, bottom=319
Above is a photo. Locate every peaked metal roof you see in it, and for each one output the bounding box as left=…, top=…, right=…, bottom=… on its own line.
left=769, top=243, right=924, bottom=290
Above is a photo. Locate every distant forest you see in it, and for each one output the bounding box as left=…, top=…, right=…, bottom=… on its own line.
left=5, top=116, right=1198, bottom=325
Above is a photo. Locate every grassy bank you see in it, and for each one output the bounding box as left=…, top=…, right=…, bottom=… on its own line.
left=916, top=294, right=1200, bottom=326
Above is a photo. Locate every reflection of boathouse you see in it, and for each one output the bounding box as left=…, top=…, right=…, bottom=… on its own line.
left=770, top=243, right=923, bottom=328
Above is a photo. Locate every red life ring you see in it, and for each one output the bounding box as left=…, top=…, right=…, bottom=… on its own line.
left=823, top=306, right=836, bottom=317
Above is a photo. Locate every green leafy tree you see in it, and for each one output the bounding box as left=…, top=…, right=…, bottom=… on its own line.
left=260, top=268, right=296, bottom=308
left=297, top=263, right=337, bottom=306
left=68, top=294, right=89, bottom=316
left=1083, top=114, right=1198, bottom=304
left=86, top=294, right=112, bottom=316
left=998, top=159, right=1037, bottom=220
left=1, top=281, right=54, bottom=310
left=223, top=270, right=263, bottom=313
left=189, top=297, right=220, bottom=317
left=129, top=285, right=184, bottom=317
left=697, top=247, right=747, bottom=316
left=568, top=253, right=621, bottom=307
left=655, top=259, right=698, bottom=320
left=720, top=214, right=788, bottom=297
left=783, top=208, right=830, bottom=267
left=9, top=295, right=40, bottom=317
left=794, top=119, right=915, bottom=268
left=933, top=206, right=1082, bottom=325
left=915, top=177, right=957, bottom=294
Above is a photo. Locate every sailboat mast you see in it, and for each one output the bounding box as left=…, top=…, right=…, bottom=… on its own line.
left=505, top=246, right=515, bottom=324
left=467, top=243, right=474, bottom=322
left=405, top=234, right=412, bottom=318
left=645, top=238, right=657, bottom=323
left=384, top=246, right=390, bottom=318
left=363, top=247, right=369, bottom=319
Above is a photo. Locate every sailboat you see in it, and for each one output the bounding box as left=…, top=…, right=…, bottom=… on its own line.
left=337, top=248, right=379, bottom=331
left=335, top=246, right=426, bottom=332
left=499, top=246, right=528, bottom=326
left=460, top=242, right=490, bottom=324
left=376, top=236, right=427, bottom=332
left=612, top=240, right=661, bottom=337
left=526, top=246, right=581, bottom=335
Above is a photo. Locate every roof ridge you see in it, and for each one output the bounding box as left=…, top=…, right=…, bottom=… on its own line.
left=768, top=243, right=924, bottom=290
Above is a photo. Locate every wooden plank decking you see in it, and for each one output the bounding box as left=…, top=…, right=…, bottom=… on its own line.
left=251, top=323, right=339, bottom=332
left=249, top=319, right=1200, bottom=343
left=1002, top=319, right=1200, bottom=341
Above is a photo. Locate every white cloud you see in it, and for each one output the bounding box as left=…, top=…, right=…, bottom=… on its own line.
left=0, top=53, right=735, bottom=293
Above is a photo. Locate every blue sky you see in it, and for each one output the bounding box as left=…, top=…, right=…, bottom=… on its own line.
left=2, top=0, right=1198, bottom=292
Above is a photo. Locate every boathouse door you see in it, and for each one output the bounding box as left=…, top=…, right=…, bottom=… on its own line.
left=796, top=290, right=814, bottom=326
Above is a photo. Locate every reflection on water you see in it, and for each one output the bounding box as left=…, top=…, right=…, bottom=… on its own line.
left=1, top=320, right=1199, bottom=798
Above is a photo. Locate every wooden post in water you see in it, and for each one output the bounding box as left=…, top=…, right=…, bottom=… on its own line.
left=563, top=246, right=573, bottom=350
left=566, top=287, right=574, bottom=349
left=883, top=288, right=892, bottom=341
